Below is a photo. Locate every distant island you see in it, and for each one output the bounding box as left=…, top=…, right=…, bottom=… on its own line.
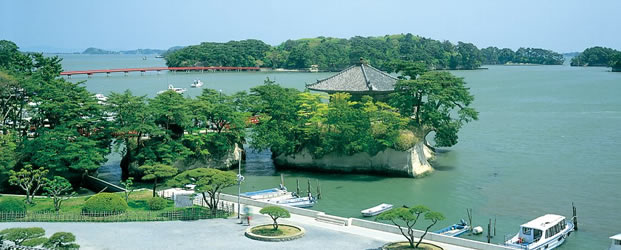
left=82, top=46, right=184, bottom=55
left=164, top=34, right=566, bottom=72
left=570, top=46, right=621, bottom=71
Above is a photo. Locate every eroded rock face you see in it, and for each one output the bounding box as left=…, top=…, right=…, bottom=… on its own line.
left=274, top=142, right=434, bottom=177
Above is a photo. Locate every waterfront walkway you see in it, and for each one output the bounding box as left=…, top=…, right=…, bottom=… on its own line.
left=0, top=208, right=473, bottom=250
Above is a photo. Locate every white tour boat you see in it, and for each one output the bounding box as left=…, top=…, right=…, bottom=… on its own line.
left=94, top=93, right=108, bottom=104
left=157, top=84, right=187, bottom=94
left=191, top=79, right=204, bottom=88
left=610, top=234, right=621, bottom=250
left=361, top=203, right=393, bottom=217
left=505, top=214, right=574, bottom=250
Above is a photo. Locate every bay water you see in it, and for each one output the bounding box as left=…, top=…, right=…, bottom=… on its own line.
left=57, top=54, right=621, bottom=249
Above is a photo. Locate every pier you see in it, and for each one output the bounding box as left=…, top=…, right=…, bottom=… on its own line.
left=60, top=66, right=260, bottom=78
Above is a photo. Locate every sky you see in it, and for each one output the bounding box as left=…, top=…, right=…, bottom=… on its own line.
left=1, top=0, right=619, bottom=53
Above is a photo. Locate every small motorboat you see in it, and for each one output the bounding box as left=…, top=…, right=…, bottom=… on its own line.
left=504, top=214, right=574, bottom=250
left=157, top=84, right=187, bottom=95
left=191, top=79, right=204, bottom=88
left=273, top=196, right=315, bottom=208
left=361, top=203, right=393, bottom=217
left=610, top=234, right=621, bottom=250
left=94, top=93, right=108, bottom=104
left=435, top=219, right=470, bottom=237
left=240, top=185, right=289, bottom=200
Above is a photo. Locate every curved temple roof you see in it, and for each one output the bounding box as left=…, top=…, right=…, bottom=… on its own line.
left=306, top=64, right=398, bottom=93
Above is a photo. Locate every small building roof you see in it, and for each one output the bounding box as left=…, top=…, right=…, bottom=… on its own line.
left=306, top=64, right=398, bottom=94
left=521, top=214, right=565, bottom=230
left=611, top=234, right=621, bottom=240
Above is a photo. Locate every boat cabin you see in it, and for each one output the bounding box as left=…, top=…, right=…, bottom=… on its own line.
left=518, top=214, right=567, bottom=244
left=611, top=234, right=621, bottom=250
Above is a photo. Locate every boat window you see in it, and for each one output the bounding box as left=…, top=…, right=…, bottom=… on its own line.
left=545, top=229, right=550, bottom=238
left=561, top=220, right=566, bottom=229
left=533, top=230, right=542, bottom=241
left=615, top=240, right=621, bottom=245
left=522, top=227, right=532, bottom=235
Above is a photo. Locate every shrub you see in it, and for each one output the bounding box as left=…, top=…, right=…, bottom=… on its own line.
left=395, top=130, right=418, bottom=151
left=0, top=197, right=27, bottom=213
left=147, top=197, right=167, bottom=210
left=259, top=206, right=290, bottom=230
left=82, top=193, right=128, bottom=214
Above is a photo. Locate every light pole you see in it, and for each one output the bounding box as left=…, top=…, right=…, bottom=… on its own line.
left=236, top=148, right=244, bottom=220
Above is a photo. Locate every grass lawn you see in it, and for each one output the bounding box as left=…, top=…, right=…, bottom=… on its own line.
left=383, top=242, right=443, bottom=250
left=0, top=190, right=178, bottom=213
left=251, top=225, right=301, bottom=237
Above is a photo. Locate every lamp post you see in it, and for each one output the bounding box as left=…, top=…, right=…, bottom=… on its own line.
left=236, top=148, right=244, bottom=220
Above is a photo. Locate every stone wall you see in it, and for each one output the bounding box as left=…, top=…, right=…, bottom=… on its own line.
left=274, top=142, right=434, bottom=177
left=175, top=143, right=243, bottom=171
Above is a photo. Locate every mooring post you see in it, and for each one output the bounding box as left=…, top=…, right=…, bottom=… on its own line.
left=467, top=208, right=473, bottom=232
left=296, top=179, right=300, bottom=195
left=487, top=218, right=491, bottom=243
left=494, top=217, right=497, bottom=236
left=316, top=180, right=321, bottom=199
left=572, top=202, right=578, bottom=231
left=307, top=179, right=311, bottom=197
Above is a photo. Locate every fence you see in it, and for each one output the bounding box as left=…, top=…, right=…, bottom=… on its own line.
left=0, top=206, right=232, bottom=223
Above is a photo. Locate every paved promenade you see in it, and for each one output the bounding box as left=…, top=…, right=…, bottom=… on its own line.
left=0, top=207, right=475, bottom=250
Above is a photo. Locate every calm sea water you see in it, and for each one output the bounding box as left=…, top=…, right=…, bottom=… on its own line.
left=56, top=54, right=621, bottom=250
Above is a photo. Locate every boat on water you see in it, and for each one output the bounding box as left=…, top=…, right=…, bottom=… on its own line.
left=157, top=84, right=187, bottom=95
left=361, top=203, right=393, bottom=217
left=94, top=93, right=108, bottom=104
left=191, top=79, right=204, bottom=88
left=155, top=55, right=164, bottom=58
left=504, top=214, right=574, bottom=250
left=271, top=196, right=315, bottom=208
left=240, top=185, right=289, bottom=200
left=610, top=234, right=621, bottom=250
left=435, top=219, right=470, bottom=237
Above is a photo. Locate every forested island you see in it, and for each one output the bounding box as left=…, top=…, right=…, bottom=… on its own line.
left=1, top=38, right=479, bottom=194
left=570, top=46, right=621, bottom=71
left=164, top=34, right=565, bottom=72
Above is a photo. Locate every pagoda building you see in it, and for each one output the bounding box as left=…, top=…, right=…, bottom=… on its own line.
left=306, top=62, right=398, bottom=101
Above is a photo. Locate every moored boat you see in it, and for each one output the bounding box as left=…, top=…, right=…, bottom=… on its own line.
left=361, top=203, right=393, bottom=217
left=435, top=219, right=470, bottom=237
left=610, top=234, right=621, bottom=250
left=191, top=79, right=204, bottom=88
left=504, top=214, right=574, bottom=250
left=157, top=84, right=187, bottom=94
left=272, top=196, right=315, bottom=208
left=240, top=187, right=289, bottom=200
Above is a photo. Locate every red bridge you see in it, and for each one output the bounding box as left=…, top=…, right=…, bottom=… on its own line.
left=60, top=66, right=260, bottom=77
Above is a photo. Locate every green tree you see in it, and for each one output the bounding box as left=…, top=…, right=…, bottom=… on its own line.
left=259, top=206, right=291, bottom=230
left=168, top=168, right=236, bottom=214
left=376, top=205, right=444, bottom=249
left=390, top=65, right=478, bottom=148
left=0, top=227, right=45, bottom=246
left=139, top=164, right=178, bottom=197
left=8, top=165, right=49, bottom=204
left=44, top=232, right=80, bottom=249
left=0, top=133, right=17, bottom=176
left=149, top=91, right=189, bottom=138
left=43, top=176, right=75, bottom=211
left=120, top=177, right=135, bottom=202
left=106, top=90, right=157, bottom=180
left=22, top=126, right=106, bottom=175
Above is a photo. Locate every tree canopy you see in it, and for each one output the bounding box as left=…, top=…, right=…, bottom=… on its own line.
left=259, top=206, right=291, bottom=230
left=570, top=46, right=621, bottom=67
left=168, top=168, right=236, bottom=213
left=165, top=34, right=568, bottom=71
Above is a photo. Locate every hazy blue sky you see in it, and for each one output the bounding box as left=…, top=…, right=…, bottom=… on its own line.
left=1, top=0, right=619, bottom=53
